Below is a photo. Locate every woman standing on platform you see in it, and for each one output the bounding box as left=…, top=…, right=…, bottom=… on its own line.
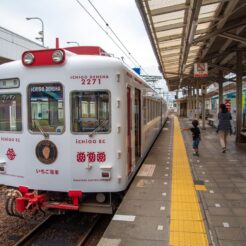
left=217, top=103, right=232, bottom=153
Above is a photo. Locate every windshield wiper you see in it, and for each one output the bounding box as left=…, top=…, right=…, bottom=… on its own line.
left=88, top=119, right=108, bottom=137
left=34, top=120, right=49, bottom=139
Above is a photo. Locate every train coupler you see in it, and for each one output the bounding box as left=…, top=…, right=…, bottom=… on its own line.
left=5, top=187, right=83, bottom=217
left=15, top=193, right=47, bottom=212
left=5, top=186, right=47, bottom=218
left=42, top=190, right=83, bottom=211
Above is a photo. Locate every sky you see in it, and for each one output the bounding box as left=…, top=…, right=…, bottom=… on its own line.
left=0, top=0, right=169, bottom=92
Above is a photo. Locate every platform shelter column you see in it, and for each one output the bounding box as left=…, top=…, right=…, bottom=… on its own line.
left=236, top=50, right=243, bottom=143
left=196, top=81, right=199, bottom=119
left=218, top=71, right=224, bottom=106
left=201, top=84, right=206, bottom=129
left=192, top=86, right=196, bottom=120
left=187, top=86, right=192, bottom=120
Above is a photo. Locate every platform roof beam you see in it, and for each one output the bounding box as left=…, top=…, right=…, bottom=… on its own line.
left=179, top=0, right=203, bottom=83
left=198, top=0, right=240, bottom=59
left=211, top=26, right=246, bottom=67
left=193, top=17, right=246, bottom=44
left=136, top=0, right=246, bottom=91
left=218, top=32, right=246, bottom=45
left=208, top=63, right=236, bottom=73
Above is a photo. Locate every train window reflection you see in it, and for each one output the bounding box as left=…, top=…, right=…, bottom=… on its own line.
left=71, top=91, right=110, bottom=133
left=0, top=94, right=22, bottom=132
left=28, top=83, right=64, bottom=134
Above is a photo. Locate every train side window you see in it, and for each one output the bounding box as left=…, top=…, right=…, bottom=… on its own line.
left=146, top=99, right=149, bottom=123
left=143, top=97, right=147, bottom=125
left=0, top=93, right=22, bottom=132
left=148, top=100, right=150, bottom=121
left=150, top=100, right=152, bottom=120
left=154, top=101, right=156, bottom=118
left=28, top=83, right=64, bottom=134
left=71, top=91, right=110, bottom=133
left=151, top=100, right=154, bottom=120
left=155, top=101, right=157, bottom=118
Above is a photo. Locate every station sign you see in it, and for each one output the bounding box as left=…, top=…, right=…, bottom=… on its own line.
left=194, top=63, right=208, bottom=77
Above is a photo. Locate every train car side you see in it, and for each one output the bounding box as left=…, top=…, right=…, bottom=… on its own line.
left=0, top=47, right=168, bottom=215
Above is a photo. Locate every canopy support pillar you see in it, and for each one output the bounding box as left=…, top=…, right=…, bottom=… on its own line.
left=236, top=51, right=243, bottom=143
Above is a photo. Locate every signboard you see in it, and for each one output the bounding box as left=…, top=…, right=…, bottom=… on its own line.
left=182, top=89, right=187, bottom=95
left=201, top=84, right=206, bottom=95
left=194, top=63, right=208, bottom=77
left=141, top=75, right=163, bottom=82
left=224, top=98, right=231, bottom=112
left=133, top=67, right=141, bottom=75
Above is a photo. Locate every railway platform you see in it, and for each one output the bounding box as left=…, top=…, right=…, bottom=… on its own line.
left=98, top=115, right=246, bottom=246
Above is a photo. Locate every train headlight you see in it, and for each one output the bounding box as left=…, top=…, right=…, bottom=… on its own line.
left=23, top=52, right=34, bottom=65
left=52, top=50, right=64, bottom=63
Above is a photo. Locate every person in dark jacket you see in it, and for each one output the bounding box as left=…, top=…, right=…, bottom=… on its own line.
left=217, top=103, right=232, bottom=153
left=183, top=119, right=201, bottom=156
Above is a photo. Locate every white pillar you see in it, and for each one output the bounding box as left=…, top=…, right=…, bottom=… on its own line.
left=201, top=84, right=206, bottom=129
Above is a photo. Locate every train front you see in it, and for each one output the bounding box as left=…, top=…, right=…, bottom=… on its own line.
left=0, top=46, right=126, bottom=216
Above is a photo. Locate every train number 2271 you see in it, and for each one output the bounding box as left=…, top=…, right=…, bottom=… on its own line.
left=81, top=78, right=101, bottom=85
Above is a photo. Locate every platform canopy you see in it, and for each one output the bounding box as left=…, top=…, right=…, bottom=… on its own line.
left=136, top=0, right=246, bottom=91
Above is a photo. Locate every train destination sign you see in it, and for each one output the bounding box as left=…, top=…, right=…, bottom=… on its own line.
left=0, top=78, right=20, bottom=89
left=30, top=85, right=62, bottom=92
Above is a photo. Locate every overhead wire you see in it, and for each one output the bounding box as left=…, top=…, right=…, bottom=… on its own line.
left=74, top=0, right=149, bottom=75
left=86, top=0, right=148, bottom=75
left=74, top=0, right=138, bottom=68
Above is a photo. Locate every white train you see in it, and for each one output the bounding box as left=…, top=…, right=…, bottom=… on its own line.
left=0, top=44, right=168, bottom=216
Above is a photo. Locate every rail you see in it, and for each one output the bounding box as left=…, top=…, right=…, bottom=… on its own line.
left=14, top=214, right=101, bottom=246
left=76, top=214, right=101, bottom=246
left=14, top=214, right=54, bottom=246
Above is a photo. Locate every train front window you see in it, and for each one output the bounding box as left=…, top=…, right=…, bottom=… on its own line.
left=0, top=94, right=22, bottom=132
left=71, top=91, right=110, bottom=133
left=28, top=83, right=64, bottom=133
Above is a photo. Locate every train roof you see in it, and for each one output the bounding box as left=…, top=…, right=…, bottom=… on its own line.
left=0, top=45, right=165, bottom=100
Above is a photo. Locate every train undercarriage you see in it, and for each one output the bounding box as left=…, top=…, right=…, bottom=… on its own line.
left=5, top=186, right=123, bottom=219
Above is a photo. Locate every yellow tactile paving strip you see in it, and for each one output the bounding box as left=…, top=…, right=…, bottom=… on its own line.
left=169, top=117, right=209, bottom=246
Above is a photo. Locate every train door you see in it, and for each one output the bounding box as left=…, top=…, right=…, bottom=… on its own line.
left=134, top=89, right=141, bottom=162
left=127, top=87, right=132, bottom=175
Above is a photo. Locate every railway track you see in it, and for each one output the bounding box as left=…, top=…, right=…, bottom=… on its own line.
left=13, top=213, right=101, bottom=246
left=76, top=215, right=100, bottom=246
left=13, top=214, right=55, bottom=246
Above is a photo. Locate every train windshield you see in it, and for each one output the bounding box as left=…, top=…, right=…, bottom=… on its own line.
left=71, top=91, right=110, bottom=133
left=28, top=83, right=64, bottom=134
left=0, top=93, right=22, bottom=132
